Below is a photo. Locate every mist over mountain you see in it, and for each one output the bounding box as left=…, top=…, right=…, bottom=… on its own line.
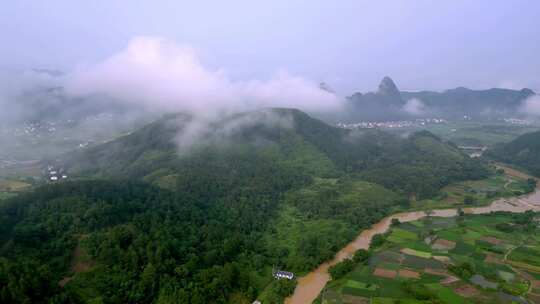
left=344, top=76, right=537, bottom=122
left=59, top=108, right=487, bottom=199
left=3, top=3, right=540, bottom=304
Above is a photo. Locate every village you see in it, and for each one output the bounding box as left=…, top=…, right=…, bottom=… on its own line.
left=336, top=118, right=447, bottom=130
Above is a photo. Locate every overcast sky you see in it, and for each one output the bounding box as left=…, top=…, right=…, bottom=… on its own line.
left=2, top=0, right=539, bottom=93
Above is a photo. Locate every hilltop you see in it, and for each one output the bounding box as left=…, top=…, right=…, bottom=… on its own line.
left=61, top=108, right=487, bottom=198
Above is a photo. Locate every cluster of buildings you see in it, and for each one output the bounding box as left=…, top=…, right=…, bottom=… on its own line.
left=272, top=266, right=295, bottom=280
left=1, top=121, right=63, bottom=138
left=502, top=118, right=533, bottom=125
left=251, top=268, right=295, bottom=304
left=337, top=118, right=447, bottom=130
left=46, top=165, right=68, bottom=182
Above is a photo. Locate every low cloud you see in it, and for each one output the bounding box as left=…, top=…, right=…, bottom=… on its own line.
left=174, top=109, right=294, bottom=154
left=519, top=94, right=540, bottom=116
left=3, top=37, right=342, bottom=156
left=66, top=36, right=341, bottom=115
left=402, top=98, right=426, bottom=116
left=0, top=69, right=63, bottom=123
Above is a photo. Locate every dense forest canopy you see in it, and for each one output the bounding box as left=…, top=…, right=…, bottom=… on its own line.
left=61, top=108, right=488, bottom=199
left=1, top=108, right=489, bottom=303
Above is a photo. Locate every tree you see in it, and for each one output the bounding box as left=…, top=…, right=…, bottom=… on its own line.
left=352, top=249, right=370, bottom=264
left=328, top=259, right=355, bottom=280
left=370, top=234, right=385, bottom=248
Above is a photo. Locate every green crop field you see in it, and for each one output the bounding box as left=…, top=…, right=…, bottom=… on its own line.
left=317, top=212, right=540, bottom=304
left=410, top=168, right=533, bottom=210
left=414, top=122, right=540, bottom=147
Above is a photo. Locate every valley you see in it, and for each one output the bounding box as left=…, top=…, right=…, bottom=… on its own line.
left=1, top=108, right=540, bottom=304
left=3, top=3, right=540, bottom=304
left=286, top=171, right=540, bottom=304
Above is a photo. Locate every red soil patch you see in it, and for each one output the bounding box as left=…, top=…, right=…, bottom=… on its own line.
left=398, top=269, right=420, bottom=279
left=342, top=295, right=370, bottom=304
left=59, top=238, right=94, bottom=287
left=527, top=293, right=540, bottom=304
left=480, top=236, right=503, bottom=245
left=532, top=280, right=540, bottom=289
left=495, top=163, right=536, bottom=181
left=454, top=284, right=478, bottom=298
left=373, top=268, right=397, bottom=279
left=432, top=238, right=456, bottom=250
left=484, top=253, right=503, bottom=264
left=71, top=244, right=93, bottom=273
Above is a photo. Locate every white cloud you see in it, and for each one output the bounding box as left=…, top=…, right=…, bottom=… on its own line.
left=402, top=98, right=426, bottom=115
left=0, top=69, right=64, bottom=123
left=66, top=36, right=341, bottom=114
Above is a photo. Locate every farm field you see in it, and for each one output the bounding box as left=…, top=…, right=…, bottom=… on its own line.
left=411, top=168, right=534, bottom=210
left=0, top=178, right=31, bottom=200
left=420, top=122, right=540, bottom=147
left=319, top=212, right=540, bottom=304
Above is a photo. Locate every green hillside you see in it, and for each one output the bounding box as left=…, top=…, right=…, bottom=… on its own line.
left=62, top=108, right=488, bottom=199
left=1, top=108, right=489, bottom=304
left=486, top=130, right=540, bottom=177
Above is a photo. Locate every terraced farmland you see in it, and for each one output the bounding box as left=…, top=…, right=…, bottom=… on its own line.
left=318, top=212, right=540, bottom=304
left=412, top=170, right=534, bottom=210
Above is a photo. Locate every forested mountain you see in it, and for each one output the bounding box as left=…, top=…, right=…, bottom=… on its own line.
left=345, top=77, right=535, bottom=121
left=1, top=109, right=488, bottom=303
left=486, top=130, right=540, bottom=177
left=401, top=87, right=535, bottom=119
left=61, top=108, right=487, bottom=198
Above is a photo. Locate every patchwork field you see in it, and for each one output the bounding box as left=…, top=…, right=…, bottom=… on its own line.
left=417, top=122, right=540, bottom=147
left=318, top=212, right=540, bottom=304
left=411, top=169, right=533, bottom=210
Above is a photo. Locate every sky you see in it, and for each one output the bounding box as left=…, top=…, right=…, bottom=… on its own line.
left=2, top=0, right=540, bottom=94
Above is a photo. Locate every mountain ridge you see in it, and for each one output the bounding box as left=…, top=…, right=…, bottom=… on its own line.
left=345, top=77, right=536, bottom=121
left=60, top=107, right=488, bottom=198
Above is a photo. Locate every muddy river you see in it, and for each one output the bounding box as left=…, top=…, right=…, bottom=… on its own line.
left=285, top=171, right=540, bottom=304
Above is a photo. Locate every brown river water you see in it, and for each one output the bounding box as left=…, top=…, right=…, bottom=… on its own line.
left=285, top=172, right=540, bottom=304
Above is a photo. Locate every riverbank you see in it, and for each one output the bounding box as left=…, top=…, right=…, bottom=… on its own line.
left=285, top=170, right=540, bottom=304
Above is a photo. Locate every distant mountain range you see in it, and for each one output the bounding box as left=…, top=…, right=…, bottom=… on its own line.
left=6, top=69, right=536, bottom=125
left=344, top=77, right=536, bottom=122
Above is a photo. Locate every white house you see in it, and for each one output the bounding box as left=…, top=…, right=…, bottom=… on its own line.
left=273, top=270, right=294, bottom=280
